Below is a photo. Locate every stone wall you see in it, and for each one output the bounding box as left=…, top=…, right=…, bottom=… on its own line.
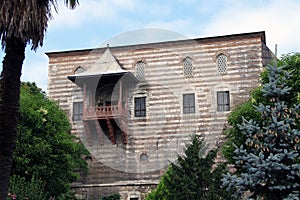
left=73, top=182, right=157, bottom=200
left=47, top=31, right=274, bottom=199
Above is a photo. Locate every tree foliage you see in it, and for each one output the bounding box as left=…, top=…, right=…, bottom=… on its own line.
left=7, top=175, right=48, bottom=200
left=223, top=53, right=300, bottom=164
left=0, top=0, right=78, bottom=49
left=278, top=52, right=300, bottom=105
left=0, top=1, right=79, bottom=198
left=147, top=135, right=231, bottom=200
left=222, top=99, right=262, bottom=164
left=10, top=82, right=89, bottom=198
left=222, top=65, right=300, bottom=199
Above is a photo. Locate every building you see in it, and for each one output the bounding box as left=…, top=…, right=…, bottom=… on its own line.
left=47, top=31, right=274, bottom=199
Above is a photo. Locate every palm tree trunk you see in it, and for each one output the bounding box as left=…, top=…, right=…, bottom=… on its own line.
left=0, top=37, right=26, bottom=199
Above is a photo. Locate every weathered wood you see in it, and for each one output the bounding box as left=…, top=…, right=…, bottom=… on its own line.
left=94, top=120, right=104, bottom=145
left=83, top=121, right=92, bottom=146
left=106, top=118, right=115, bottom=144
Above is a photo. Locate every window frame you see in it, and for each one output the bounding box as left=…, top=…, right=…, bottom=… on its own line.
left=217, top=91, right=230, bottom=111
left=216, top=53, right=227, bottom=74
left=135, top=61, right=145, bottom=81
left=74, top=66, right=85, bottom=74
left=183, top=93, right=195, bottom=114
left=73, top=101, right=83, bottom=121
left=134, top=97, right=146, bottom=117
left=183, top=56, right=193, bottom=77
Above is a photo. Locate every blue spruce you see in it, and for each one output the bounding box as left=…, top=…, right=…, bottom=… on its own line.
left=222, top=65, right=300, bottom=200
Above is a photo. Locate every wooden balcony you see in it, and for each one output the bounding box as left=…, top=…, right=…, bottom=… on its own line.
left=83, top=105, right=127, bottom=120
left=82, top=105, right=129, bottom=145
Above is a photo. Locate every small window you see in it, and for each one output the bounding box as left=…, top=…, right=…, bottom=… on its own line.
left=183, top=57, right=193, bottom=77
left=183, top=93, right=195, bottom=114
left=134, top=97, right=146, bottom=117
left=216, top=54, right=227, bottom=73
left=135, top=61, right=145, bottom=81
left=217, top=91, right=230, bottom=111
left=73, top=102, right=83, bottom=121
left=74, top=66, right=85, bottom=74
left=140, top=152, right=148, bottom=161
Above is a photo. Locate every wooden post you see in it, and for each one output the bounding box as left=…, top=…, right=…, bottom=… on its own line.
left=118, top=79, right=123, bottom=112
left=89, top=87, right=93, bottom=107
left=125, top=86, right=128, bottom=113
left=94, top=120, right=104, bottom=145
left=83, top=83, right=87, bottom=117
left=83, top=121, right=93, bottom=146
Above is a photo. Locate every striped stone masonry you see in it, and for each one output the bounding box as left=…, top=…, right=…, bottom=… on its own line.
left=47, top=31, right=274, bottom=200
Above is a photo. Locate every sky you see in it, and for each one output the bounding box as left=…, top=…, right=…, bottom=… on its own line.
left=0, top=0, right=300, bottom=92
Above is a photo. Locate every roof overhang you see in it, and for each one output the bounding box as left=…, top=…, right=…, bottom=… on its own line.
left=68, top=71, right=139, bottom=87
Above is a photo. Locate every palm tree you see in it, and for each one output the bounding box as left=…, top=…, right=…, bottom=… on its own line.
left=0, top=1, right=79, bottom=198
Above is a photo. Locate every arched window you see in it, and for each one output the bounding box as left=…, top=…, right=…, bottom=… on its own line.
left=135, top=61, right=145, bottom=81
left=183, top=57, right=193, bottom=77
left=74, top=66, right=85, bottom=74
left=216, top=54, right=227, bottom=74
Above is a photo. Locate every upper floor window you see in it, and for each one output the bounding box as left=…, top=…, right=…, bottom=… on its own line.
left=216, top=54, right=227, bottom=74
left=183, top=93, right=195, bottom=114
left=217, top=91, right=230, bottom=111
left=74, top=66, right=85, bottom=74
left=183, top=57, right=193, bottom=77
left=73, top=102, right=83, bottom=121
left=134, top=97, right=146, bottom=117
left=135, top=61, right=145, bottom=81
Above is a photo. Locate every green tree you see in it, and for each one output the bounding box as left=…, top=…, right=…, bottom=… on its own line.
left=222, top=99, right=262, bottom=164
left=147, top=135, right=230, bottom=200
left=222, top=53, right=300, bottom=164
left=10, top=82, right=89, bottom=198
left=7, top=175, right=48, bottom=200
left=146, top=167, right=171, bottom=200
left=0, top=1, right=79, bottom=198
left=222, top=65, right=300, bottom=199
left=278, top=52, right=300, bottom=104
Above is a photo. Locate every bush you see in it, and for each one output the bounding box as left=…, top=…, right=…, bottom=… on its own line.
left=7, top=175, right=48, bottom=200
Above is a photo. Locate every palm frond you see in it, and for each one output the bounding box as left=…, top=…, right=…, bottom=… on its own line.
left=0, top=0, right=79, bottom=50
left=64, top=0, right=79, bottom=9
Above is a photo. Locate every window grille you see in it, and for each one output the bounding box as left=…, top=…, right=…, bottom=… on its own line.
left=216, top=54, right=227, bottom=74
left=74, top=66, right=85, bottom=74
left=134, top=97, right=146, bottom=117
left=73, top=102, right=83, bottom=121
left=217, top=91, right=230, bottom=111
left=183, top=57, right=193, bottom=77
left=135, top=61, right=145, bottom=81
left=183, top=93, right=195, bottom=114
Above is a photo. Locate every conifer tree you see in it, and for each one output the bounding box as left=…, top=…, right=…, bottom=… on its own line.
left=222, top=65, right=300, bottom=199
left=147, top=135, right=230, bottom=200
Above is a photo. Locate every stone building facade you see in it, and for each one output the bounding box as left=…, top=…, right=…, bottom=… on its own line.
left=47, top=31, right=274, bottom=199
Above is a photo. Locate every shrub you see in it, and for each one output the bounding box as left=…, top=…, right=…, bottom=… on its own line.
left=7, top=175, right=48, bottom=200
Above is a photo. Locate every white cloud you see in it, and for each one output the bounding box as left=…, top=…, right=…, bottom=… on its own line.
left=2, top=0, right=299, bottom=93
left=202, top=0, right=300, bottom=56
left=0, top=49, right=48, bottom=92
left=100, top=27, right=189, bottom=47
left=22, top=50, right=49, bottom=92
left=48, top=0, right=136, bottom=30
left=145, top=19, right=196, bottom=38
